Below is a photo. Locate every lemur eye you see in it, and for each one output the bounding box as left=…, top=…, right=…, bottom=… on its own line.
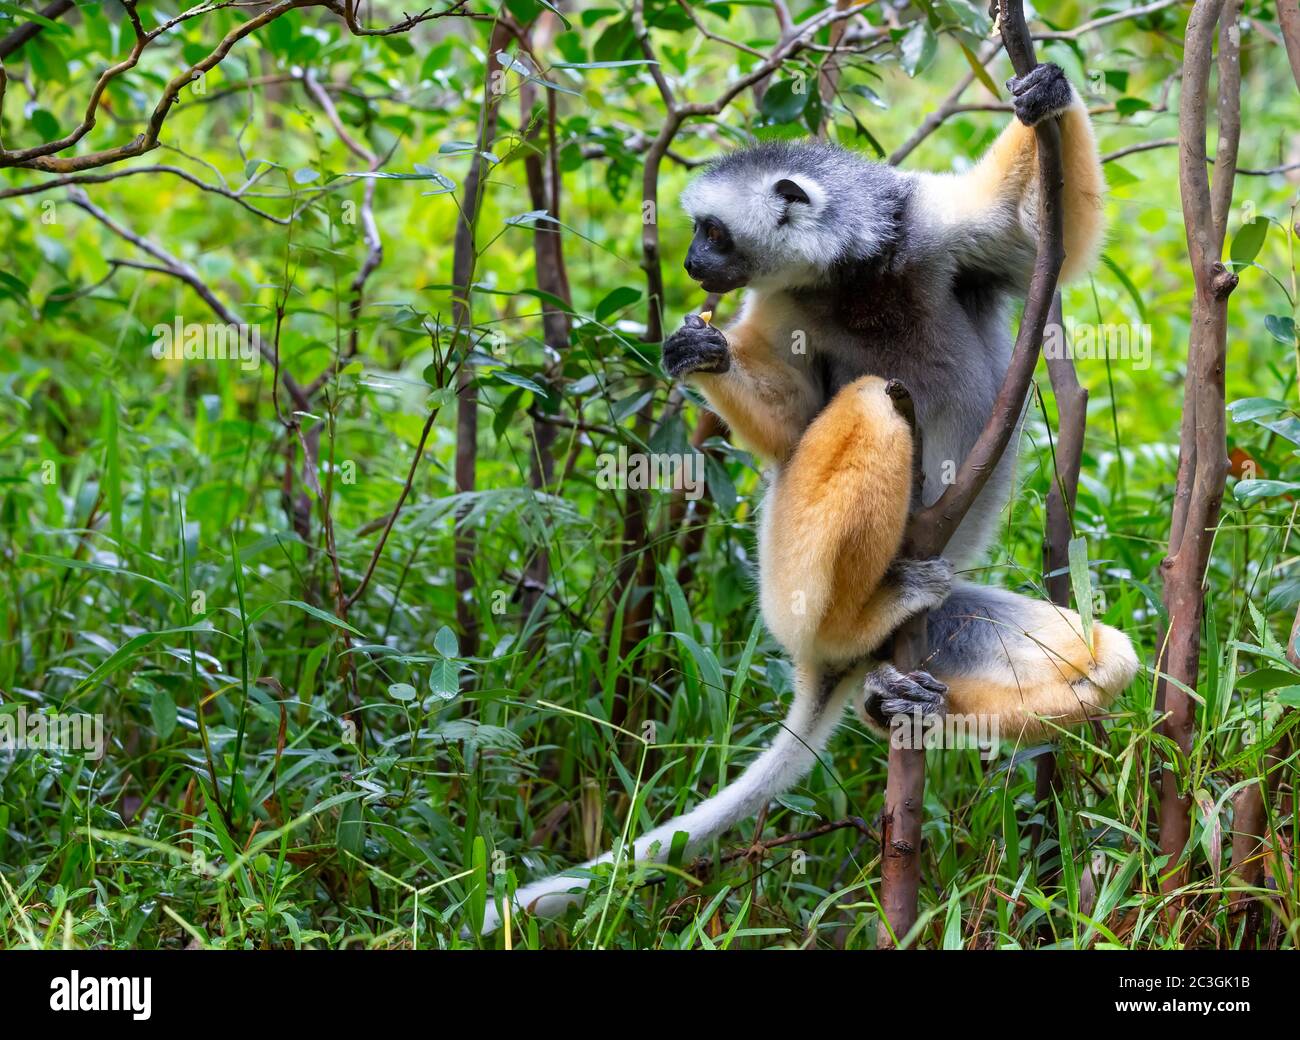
left=706, top=225, right=722, bottom=244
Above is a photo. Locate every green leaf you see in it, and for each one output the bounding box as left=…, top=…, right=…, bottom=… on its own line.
left=611, top=389, right=651, bottom=422
left=1233, top=479, right=1300, bottom=506
left=434, top=625, right=459, bottom=658
left=0, top=2, right=73, bottom=32
left=468, top=835, right=487, bottom=934
left=0, top=270, right=30, bottom=303
left=1265, top=314, right=1296, bottom=345
left=848, top=83, right=888, bottom=110
left=552, top=59, right=656, bottom=69
left=1235, top=667, right=1298, bottom=691
left=535, top=0, right=572, bottom=29
left=492, top=370, right=548, bottom=398
left=292, top=167, right=320, bottom=184
left=429, top=657, right=461, bottom=699
left=1067, top=536, right=1094, bottom=650
left=1230, top=217, right=1268, bottom=266
left=73, top=625, right=212, bottom=694
left=1115, top=97, right=1152, bottom=116
left=759, top=79, right=810, bottom=124
left=1100, top=253, right=1147, bottom=324
left=151, top=691, right=178, bottom=741
left=29, top=109, right=60, bottom=143
left=336, top=799, right=364, bottom=857
left=1228, top=397, right=1290, bottom=423
left=388, top=683, right=417, bottom=702
left=1276, top=686, right=1300, bottom=707
left=704, top=455, right=736, bottom=515
left=958, top=42, right=1000, bottom=99
left=594, top=286, right=641, bottom=322
left=276, top=600, right=364, bottom=636
left=899, top=22, right=937, bottom=78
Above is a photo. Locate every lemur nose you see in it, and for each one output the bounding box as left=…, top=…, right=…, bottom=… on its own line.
left=684, top=256, right=698, bottom=277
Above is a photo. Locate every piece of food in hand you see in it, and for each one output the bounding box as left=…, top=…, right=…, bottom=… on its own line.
left=699, top=310, right=713, bottom=325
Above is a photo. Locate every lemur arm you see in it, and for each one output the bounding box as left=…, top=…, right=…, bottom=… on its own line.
left=688, top=303, right=818, bottom=467
left=914, top=82, right=1104, bottom=288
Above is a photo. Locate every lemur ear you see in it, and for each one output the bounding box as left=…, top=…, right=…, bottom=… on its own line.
left=773, top=178, right=812, bottom=206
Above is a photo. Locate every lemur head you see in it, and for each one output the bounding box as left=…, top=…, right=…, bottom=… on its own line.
left=680, top=141, right=908, bottom=293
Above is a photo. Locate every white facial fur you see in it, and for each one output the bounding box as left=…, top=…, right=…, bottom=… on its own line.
left=681, top=171, right=832, bottom=286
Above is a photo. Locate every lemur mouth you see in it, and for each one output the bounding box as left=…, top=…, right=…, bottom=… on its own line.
left=698, top=278, right=746, bottom=294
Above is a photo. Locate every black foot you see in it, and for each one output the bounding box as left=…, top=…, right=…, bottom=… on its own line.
left=1007, top=62, right=1073, bottom=127
left=663, top=314, right=730, bottom=378
left=861, top=667, right=948, bottom=729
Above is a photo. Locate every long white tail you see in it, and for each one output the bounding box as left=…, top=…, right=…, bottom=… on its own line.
left=478, top=668, right=859, bottom=934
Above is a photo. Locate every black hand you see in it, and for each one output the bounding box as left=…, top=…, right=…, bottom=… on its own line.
left=663, top=316, right=730, bottom=378
left=863, top=669, right=949, bottom=727
left=1006, top=62, right=1073, bottom=127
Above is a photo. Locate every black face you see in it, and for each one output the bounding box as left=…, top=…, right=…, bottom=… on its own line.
left=684, top=217, right=751, bottom=293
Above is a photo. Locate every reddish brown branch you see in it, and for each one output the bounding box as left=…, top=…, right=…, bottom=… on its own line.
left=1026, top=293, right=1090, bottom=854
left=879, top=0, right=1066, bottom=948
left=1279, top=0, right=1300, bottom=90
left=1156, top=0, right=1240, bottom=916
left=517, top=16, right=573, bottom=631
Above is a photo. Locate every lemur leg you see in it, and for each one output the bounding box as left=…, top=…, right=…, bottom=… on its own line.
left=856, top=583, right=1140, bottom=743
left=916, top=63, right=1105, bottom=285
left=664, top=308, right=816, bottom=467
left=757, top=376, right=952, bottom=666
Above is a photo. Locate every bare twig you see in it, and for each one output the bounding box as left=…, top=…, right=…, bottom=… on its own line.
left=0, top=163, right=292, bottom=221
left=0, top=0, right=468, bottom=173
left=66, top=187, right=311, bottom=410
left=1101, top=137, right=1300, bottom=176
left=1033, top=0, right=1184, bottom=41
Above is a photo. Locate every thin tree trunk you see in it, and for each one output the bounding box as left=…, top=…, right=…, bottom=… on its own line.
left=453, top=19, right=513, bottom=656
left=880, top=0, right=1066, bottom=946
left=1031, top=292, right=1089, bottom=853
left=1228, top=774, right=1268, bottom=946
left=1155, top=0, right=1240, bottom=915
left=603, top=12, right=688, bottom=730
left=519, top=20, right=572, bottom=631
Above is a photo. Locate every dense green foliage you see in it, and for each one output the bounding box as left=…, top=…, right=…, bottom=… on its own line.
left=1, top=0, right=1298, bottom=948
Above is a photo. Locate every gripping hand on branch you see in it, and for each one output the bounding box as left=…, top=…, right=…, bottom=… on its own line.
left=1007, top=62, right=1074, bottom=127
